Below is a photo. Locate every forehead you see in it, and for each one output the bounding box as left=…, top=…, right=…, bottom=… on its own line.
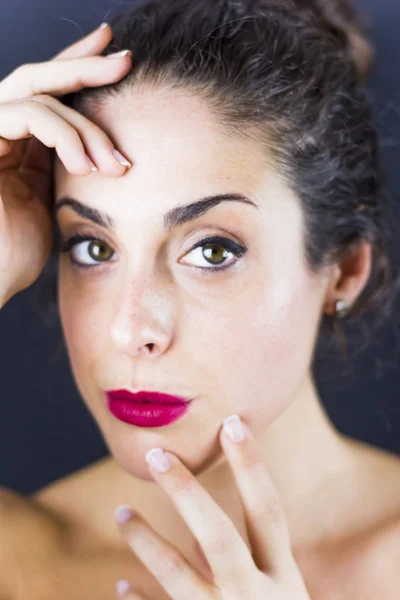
left=54, top=86, right=287, bottom=227
left=96, top=85, right=266, bottom=165
left=61, top=86, right=270, bottom=177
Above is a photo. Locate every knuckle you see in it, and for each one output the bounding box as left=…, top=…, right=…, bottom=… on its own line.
left=60, top=124, right=82, bottom=147
left=30, top=96, right=111, bottom=150
left=156, top=547, right=186, bottom=580
left=123, top=519, right=139, bottom=541
left=167, top=469, right=198, bottom=496
left=13, top=63, right=30, bottom=77
left=263, top=497, right=284, bottom=525
left=82, top=118, right=111, bottom=145
left=23, top=98, right=46, bottom=113
left=204, top=522, right=237, bottom=555
left=13, top=64, right=36, bottom=95
left=241, top=446, right=264, bottom=474
left=30, top=93, right=54, bottom=105
left=94, top=125, right=115, bottom=148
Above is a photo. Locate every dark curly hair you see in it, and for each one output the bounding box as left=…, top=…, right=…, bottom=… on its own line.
left=36, top=0, right=400, bottom=371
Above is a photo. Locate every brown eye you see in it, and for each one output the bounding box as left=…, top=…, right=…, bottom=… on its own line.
left=87, top=240, right=113, bottom=262
left=66, top=238, right=114, bottom=267
left=58, top=235, right=116, bottom=268
left=180, top=235, right=247, bottom=271
left=202, top=243, right=229, bottom=265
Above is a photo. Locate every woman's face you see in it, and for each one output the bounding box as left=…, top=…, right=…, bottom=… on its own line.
left=54, top=86, right=333, bottom=480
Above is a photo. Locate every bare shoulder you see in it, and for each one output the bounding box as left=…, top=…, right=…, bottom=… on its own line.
left=353, top=442, right=400, bottom=596
left=303, top=511, right=400, bottom=600
left=0, top=487, right=21, bottom=599
left=0, top=485, right=67, bottom=540
left=350, top=511, right=400, bottom=599
left=305, top=440, right=400, bottom=600
left=0, top=486, right=67, bottom=599
left=0, top=482, right=141, bottom=600
left=371, top=515, right=400, bottom=577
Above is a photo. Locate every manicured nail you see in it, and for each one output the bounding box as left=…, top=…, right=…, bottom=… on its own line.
left=146, top=448, right=172, bottom=473
left=106, top=50, right=132, bottom=59
left=115, top=504, right=134, bottom=524
left=116, top=579, right=131, bottom=596
left=98, top=22, right=108, bottom=29
left=86, top=154, right=98, bottom=172
left=112, top=148, right=132, bottom=167
left=223, top=414, right=245, bottom=443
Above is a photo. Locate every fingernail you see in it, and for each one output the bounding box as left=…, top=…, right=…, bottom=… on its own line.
left=106, top=49, right=132, bottom=59
left=112, top=148, right=132, bottom=167
left=86, top=154, right=98, bottom=172
left=115, top=504, right=134, bottom=524
left=223, top=414, right=245, bottom=443
left=116, top=579, right=131, bottom=597
left=146, top=448, right=172, bottom=473
left=98, top=22, right=108, bottom=29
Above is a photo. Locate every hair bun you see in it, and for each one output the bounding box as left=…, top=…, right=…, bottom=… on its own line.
left=301, top=0, right=374, bottom=83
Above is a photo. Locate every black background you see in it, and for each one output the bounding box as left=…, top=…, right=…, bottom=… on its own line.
left=0, top=0, right=399, bottom=495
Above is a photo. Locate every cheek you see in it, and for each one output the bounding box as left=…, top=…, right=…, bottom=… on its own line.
left=199, top=270, right=323, bottom=430
left=57, top=249, right=324, bottom=436
left=57, top=270, right=107, bottom=393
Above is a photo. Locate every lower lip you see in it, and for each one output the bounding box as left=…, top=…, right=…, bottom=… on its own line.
left=107, top=397, right=191, bottom=427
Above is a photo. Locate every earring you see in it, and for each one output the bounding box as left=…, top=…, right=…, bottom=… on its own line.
left=335, top=299, right=351, bottom=318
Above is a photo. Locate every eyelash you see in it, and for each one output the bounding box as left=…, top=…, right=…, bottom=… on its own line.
left=56, top=233, right=248, bottom=273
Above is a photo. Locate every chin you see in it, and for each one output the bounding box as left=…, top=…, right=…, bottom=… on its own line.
left=110, top=445, right=155, bottom=482
left=105, top=426, right=224, bottom=481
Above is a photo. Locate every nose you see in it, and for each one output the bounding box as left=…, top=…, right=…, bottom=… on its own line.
left=109, top=277, right=173, bottom=359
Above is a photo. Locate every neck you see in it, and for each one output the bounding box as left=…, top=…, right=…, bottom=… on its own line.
left=196, top=372, right=355, bottom=549
left=249, top=372, right=353, bottom=548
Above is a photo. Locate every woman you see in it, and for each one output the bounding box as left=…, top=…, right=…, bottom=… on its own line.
left=0, top=0, right=399, bottom=598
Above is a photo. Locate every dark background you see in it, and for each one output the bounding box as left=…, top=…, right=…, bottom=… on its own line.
left=0, top=0, right=399, bottom=495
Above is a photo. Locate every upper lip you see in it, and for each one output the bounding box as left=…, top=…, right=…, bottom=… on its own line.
left=106, top=389, right=192, bottom=405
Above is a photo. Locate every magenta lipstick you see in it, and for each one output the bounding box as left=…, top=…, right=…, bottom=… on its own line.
left=106, top=389, right=192, bottom=427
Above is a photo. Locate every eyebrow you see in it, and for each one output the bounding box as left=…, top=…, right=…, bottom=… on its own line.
left=53, top=193, right=259, bottom=231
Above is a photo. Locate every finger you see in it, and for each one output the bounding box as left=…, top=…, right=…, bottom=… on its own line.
left=0, top=100, right=96, bottom=175
left=117, top=591, right=144, bottom=600
left=52, top=23, right=112, bottom=60
left=29, top=94, right=131, bottom=176
left=220, top=415, right=294, bottom=576
left=115, top=506, right=212, bottom=600
left=144, top=448, right=255, bottom=592
left=116, top=579, right=147, bottom=599
left=0, top=52, right=132, bottom=104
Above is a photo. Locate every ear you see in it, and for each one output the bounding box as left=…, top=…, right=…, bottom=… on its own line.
left=324, top=241, right=372, bottom=316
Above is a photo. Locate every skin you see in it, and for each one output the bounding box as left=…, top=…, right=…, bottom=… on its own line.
left=55, top=85, right=336, bottom=484
left=34, top=83, right=400, bottom=598
left=1, top=23, right=399, bottom=600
